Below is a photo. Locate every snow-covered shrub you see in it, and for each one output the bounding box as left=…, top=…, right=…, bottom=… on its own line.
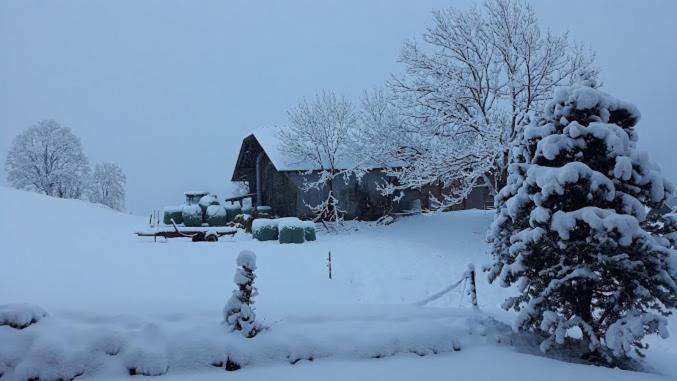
left=206, top=205, right=228, bottom=226
left=224, top=204, right=242, bottom=222
left=163, top=205, right=183, bottom=225
left=278, top=218, right=305, bottom=244
left=487, top=77, right=677, bottom=364
left=252, top=219, right=278, bottom=241
left=303, top=221, right=316, bottom=241
left=0, top=303, right=47, bottom=329
left=223, top=250, right=260, bottom=338
left=232, top=213, right=253, bottom=233
left=182, top=204, right=203, bottom=227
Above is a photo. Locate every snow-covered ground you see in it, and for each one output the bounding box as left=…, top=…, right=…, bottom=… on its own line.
left=1, top=186, right=675, bottom=380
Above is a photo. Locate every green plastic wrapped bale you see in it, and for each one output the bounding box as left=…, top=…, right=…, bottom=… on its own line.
left=278, top=218, right=305, bottom=244
left=303, top=221, right=317, bottom=241
left=242, top=206, right=253, bottom=215
left=182, top=204, right=203, bottom=227
left=206, top=205, right=228, bottom=226
left=252, top=219, right=278, bottom=241
left=199, top=195, right=220, bottom=219
left=224, top=204, right=242, bottom=222
left=163, top=206, right=183, bottom=225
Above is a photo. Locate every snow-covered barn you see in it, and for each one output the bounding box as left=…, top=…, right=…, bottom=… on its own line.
left=231, top=129, right=494, bottom=220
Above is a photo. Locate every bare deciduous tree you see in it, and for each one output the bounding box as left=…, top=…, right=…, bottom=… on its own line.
left=380, top=0, right=597, bottom=208
left=5, top=119, right=90, bottom=199
left=89, top=162, right=126, bottom=211
left=279, top=91, right=360, bottom=224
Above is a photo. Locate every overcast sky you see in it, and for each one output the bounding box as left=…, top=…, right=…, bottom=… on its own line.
left=1, top=0, right=675, bottom=214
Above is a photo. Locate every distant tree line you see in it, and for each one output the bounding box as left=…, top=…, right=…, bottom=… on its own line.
left=5, top=119, right=127, bottom=211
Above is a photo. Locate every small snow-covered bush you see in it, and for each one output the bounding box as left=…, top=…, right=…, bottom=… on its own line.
left=303, top=221, right=316, bottom=242
left=252, top=219, right=278, bottom=241
left=206, top=205, right=228, bottom=226
left=163, top=205, right=183, bottom=225
left=224, top=204, right=242, bottom=222
left=278, top=218, right=305, bottom=244
left=223, top=250, right=260, bottom=338
left=0, top=303, right=47, bottom=329
left=233, top=213, right=253, bottom=233
left=182, top=204, right=203, bottom=227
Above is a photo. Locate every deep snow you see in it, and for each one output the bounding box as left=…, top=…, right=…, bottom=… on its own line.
left=1, top=186, right=675, bottom=380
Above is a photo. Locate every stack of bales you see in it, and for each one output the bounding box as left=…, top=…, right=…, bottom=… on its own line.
left=252, top=218, right=317, bottom=244
left=206, top=204, right=228, bottom=226
left=224, top=204, right=242, bottom=222
left=161, top=192, right=235, bottom=228
left=182, top=204, right=203, bottom=227
left=162, top=206, right=183, bottom=225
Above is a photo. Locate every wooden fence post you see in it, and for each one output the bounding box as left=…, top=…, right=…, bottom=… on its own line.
left=468, top=264, right=478, bottom=309
left=327, top=251, right=332, bottom=280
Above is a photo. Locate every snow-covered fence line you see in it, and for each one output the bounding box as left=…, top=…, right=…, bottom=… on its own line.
left=413, top=264, right=478, bottom=308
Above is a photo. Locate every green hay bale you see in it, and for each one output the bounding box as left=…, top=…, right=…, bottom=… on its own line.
left=303, top=221, right=316, bottom=241
left=163, top=206, right=183, bottom=225
left=278, top=218, right=305, bottom=244
left=224, top=204, right=242, bottom=222
left=199, top=195, right=220, bottom=219
left=242, top=206, right=253, bottom=215
left=252, top=219, right=278, bottom=241
left=206, top=205, right=228, bottom=226
left=182, top=204, right=203, bottom=227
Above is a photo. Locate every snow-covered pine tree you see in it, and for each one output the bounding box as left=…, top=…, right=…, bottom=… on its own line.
left=487, top=76, right=677, bottom=364
left=223, top=250, right=260, bottom=338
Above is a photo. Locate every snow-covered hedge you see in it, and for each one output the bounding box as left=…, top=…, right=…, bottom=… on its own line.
left=252, top=219, right=278, bottom=241
left=162, top=206, right=183, bottom=225
left=0, top=306, right=510, bottom=379
left=182, top=204, right=203, bottom=227
left=0, top=303, right=47, bottom=329
left=278, top=218, right=305, bottom=244
left=206, top=205, right=228, bottom=226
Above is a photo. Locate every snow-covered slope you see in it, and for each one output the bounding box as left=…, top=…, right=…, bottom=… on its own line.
left=0, top=186, right=675, bottom=380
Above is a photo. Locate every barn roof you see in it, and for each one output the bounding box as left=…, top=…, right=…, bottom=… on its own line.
left=231, top=127, right=403, bottom=181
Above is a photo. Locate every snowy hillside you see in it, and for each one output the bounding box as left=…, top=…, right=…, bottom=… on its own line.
left=0, top=186, right=675, bottom=380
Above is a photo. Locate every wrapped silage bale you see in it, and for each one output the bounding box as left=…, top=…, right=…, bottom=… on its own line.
left=182, top=204, right=203, bottom=227
left=163, top=205, right=183, bottom=225
left=206, top=205, right=228, bottom=226
left=302, top=220, right=316, bottom=242
left=224, top=204, right=242, bottom=222
left=252, top=218, right=279, bottom=241
left=242, top=206, right=254, bottom=215
left=199, top=194, right=220, bottom=218
left=278, top=217, right=305, bottom=244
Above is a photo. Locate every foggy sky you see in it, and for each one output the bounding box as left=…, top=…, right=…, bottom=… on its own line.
left=1, top=0, right=675, bottom=214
